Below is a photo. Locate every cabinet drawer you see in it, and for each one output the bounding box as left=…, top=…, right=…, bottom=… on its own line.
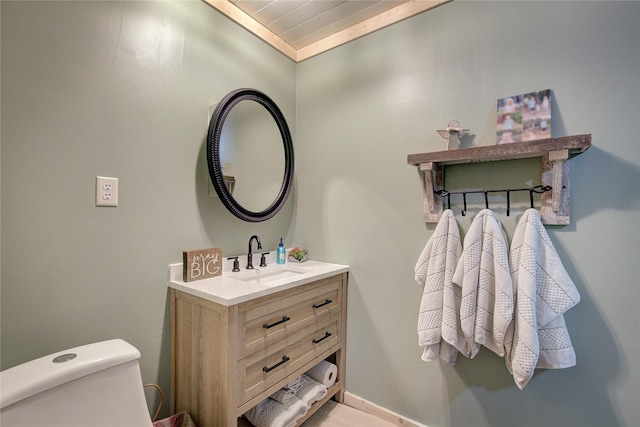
left=237, top=313, right=340, bottom=405
left=239, top=276, right=342, bottom=358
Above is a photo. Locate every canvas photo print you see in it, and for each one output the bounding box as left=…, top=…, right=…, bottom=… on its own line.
left=497, top=89, right=551, bottom=144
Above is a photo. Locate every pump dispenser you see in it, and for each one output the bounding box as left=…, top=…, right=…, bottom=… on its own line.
left=277, top=238, right=286, bottom=264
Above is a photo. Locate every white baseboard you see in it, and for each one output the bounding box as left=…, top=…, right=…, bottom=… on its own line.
left=343, top=391, right=427, bottom=427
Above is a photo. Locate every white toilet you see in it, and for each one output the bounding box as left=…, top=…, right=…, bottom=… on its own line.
left=0, top=339, right=154, bottom=427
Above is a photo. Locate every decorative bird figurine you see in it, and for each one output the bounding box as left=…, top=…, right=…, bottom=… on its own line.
left=437, top=120, right=470, bottom=150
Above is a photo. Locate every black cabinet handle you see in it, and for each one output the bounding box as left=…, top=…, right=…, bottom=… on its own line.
left=312, top=332, right=332, bottom=344
left=313, top=299, right=332, bottom=309
left=263, top=316, right=290, bottom=329
left=263, top=356, right=290, bottom=373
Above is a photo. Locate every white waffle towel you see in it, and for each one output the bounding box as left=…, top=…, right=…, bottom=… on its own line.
left=415, top=209, right=463, bottom=364
left=295, top=374, right=328, bottom=408
left=243, top=396, right=308, bottom=427
left=505, top=208, right=580, bottom=389
left=452, top=209, right=514, bottom=358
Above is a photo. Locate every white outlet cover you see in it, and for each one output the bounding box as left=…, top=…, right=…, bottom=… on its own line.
left=96, top=176, right=118, bottom=207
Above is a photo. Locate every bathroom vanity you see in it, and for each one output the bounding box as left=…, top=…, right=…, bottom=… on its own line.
left=167, top=260, right=349, bottom=427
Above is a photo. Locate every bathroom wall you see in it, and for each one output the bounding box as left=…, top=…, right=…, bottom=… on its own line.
left=0, top=0, right=296, bottom=416
left=2, top=1, right=639, bottom=427
left=295, top=2, right=639, bottom=427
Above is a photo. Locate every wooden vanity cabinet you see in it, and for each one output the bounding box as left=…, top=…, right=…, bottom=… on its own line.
left=170, top=272, right=348, bottom=427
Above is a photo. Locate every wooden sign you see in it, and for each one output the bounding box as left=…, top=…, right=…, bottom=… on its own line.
left=183, top=248, right=222, bottom=282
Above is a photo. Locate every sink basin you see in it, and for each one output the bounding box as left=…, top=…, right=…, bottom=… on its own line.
left=167, top=260, right=349, bottom=306
left=235, top=265, right=311, bottom=284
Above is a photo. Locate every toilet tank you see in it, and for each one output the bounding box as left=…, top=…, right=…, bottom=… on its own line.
left=0, top=339, right=153, bottom=427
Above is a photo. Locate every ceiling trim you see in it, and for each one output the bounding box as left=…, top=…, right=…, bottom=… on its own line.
left=202, top=0, right=451, bottom=63
left=296, top=0, right=450, bottom=62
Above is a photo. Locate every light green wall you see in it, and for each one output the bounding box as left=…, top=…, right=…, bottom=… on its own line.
left=2, top=1, right=639, bottom=426
left=296, top=1, right=639, bottom=426
left=0, top=0, right=296, bottom=417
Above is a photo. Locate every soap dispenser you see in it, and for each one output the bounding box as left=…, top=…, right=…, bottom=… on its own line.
left=277, top=238, right=286, bottom=264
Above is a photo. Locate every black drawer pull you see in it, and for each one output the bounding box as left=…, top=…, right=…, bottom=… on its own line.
left=313, top=299, right=332, bottom=309
left=312, top=332, right=332, bottom=344
left=263, top=316, right=290, bottom=329
left=263, top=356, right=290, bottom=373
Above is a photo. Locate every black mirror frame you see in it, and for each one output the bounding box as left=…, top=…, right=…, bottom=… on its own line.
left=207, top=88, right=294, bottom=222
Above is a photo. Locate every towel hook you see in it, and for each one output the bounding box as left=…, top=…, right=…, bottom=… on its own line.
left=461, top=192, right=467, bottom=216
left=435, top=189, right=452, bottom=210
left=529, top=189, right=535, bottom=208
left=433, top=185, right=553, bottom=217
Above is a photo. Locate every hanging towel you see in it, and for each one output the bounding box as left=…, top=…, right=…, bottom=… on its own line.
left=243, top=395, right=308, bottom=427
left=415, top=209, right=464, bottom=364
left=452, top=209, right=514, bottom=358
left=295, top=374, right=328, bottom=408
left=505, top=208, right=580, bottom=389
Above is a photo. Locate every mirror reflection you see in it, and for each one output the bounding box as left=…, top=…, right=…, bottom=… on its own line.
left=220, top=100, right=285, bottom=212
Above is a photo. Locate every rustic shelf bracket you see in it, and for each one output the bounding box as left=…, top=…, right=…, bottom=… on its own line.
left=408, top=134, right=591, bottom=225
left=541, top=148, right=571, bottom=224
left=419, top=162, right=443, bottom=222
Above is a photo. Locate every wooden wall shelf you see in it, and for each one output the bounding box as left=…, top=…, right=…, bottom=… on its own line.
left=407, top=134, right=591, bottom=225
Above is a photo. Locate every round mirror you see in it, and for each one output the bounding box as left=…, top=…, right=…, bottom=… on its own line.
left=207, top=88, right=294, bottom=222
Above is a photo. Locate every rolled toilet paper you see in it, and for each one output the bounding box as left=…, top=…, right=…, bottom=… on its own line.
left=305, top=360, right=337, bottom=388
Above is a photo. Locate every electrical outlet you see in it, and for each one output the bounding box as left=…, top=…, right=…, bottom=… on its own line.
left=96, top=176, right=118, bottom=207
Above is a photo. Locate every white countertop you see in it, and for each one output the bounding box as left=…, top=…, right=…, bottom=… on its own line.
left=167, top=260, right=349, bottom=306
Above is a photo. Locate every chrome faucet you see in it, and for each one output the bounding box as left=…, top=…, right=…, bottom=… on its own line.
left=246, top=235, right=263, bottom=269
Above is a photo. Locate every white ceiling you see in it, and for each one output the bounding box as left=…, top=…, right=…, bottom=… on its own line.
left=204, top=0, right=450, bottom=62
left=231, top=0, right=407, bottom=50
